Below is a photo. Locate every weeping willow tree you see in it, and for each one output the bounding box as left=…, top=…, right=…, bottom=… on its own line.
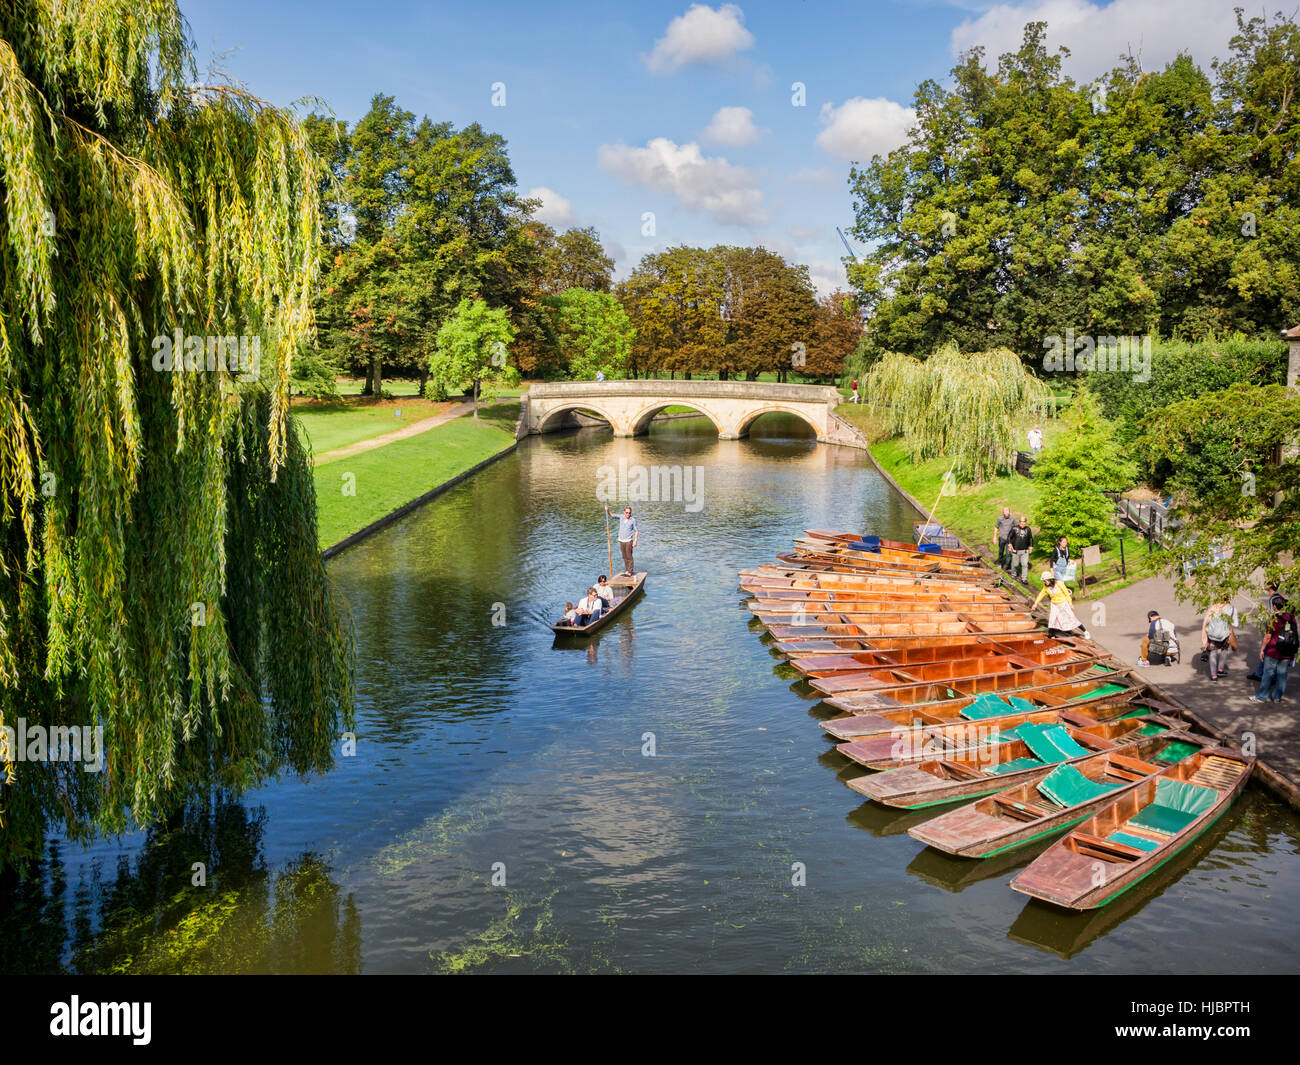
left=866, top=343, right=1054, bottom=483
left=0, top=2, right=353, bottom=869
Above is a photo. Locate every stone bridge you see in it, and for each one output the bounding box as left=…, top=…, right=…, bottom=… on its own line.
left=520, top=380, right=865, bottom=447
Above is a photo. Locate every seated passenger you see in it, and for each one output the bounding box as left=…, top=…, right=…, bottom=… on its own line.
left=560, top=602, right=578, bottom=626
left=573, top=588, right=604, bottom=626
left=594, top=575, right=615, bottom=607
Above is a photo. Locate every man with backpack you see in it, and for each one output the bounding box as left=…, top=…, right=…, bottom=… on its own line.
left=1250, top=595, right=1298, bottom=703
left=1005, top=516, right=1033, bottom=582
left=1138, top=610, right=1178, bottom=667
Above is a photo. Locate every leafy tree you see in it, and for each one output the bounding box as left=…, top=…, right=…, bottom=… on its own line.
left=538, top=225, right=614, bottom=294
left=1031, top=391, right=1136, bottom=550
left=555, top=289, right=634, bottom=380
left=431, top=299, right=520, bottom=415
left=866, top=344, right=1054, bottom=483
left=0, top=1, right=351, bottom=869
left=1139, top=383, right=1300, bottom=608
left=805, top=291, right=862, bottom=382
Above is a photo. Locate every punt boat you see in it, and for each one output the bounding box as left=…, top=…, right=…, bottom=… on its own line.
left=550, top=572, right=646, bottom=638
left=1009, top=747, right=1255, bottom=909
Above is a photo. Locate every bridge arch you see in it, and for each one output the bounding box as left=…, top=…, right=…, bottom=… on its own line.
left=735, top=404, right=821, bottom=438
left=534, top=401, right=619, bottom=434
left=627, top=401, right=724, bottom=437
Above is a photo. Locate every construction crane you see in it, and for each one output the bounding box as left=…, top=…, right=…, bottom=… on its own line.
left=836, top=226, right=857, bottom=261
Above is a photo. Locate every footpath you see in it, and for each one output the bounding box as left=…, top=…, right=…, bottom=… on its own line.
left=1093, top=575, right=1300, bottom=804
left=313, top=400, right=474, bottom=465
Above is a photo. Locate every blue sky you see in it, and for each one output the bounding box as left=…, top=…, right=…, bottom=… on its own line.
left=182, top=0, right=1245, bottom=294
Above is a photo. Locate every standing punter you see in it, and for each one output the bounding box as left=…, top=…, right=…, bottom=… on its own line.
left=606, top=504, right=639, bottom=576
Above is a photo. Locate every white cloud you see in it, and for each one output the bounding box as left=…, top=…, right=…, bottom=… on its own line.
left=816, top=97, right=917, bottom=162
left=786, top=224, right=823, bottom=245
left=701, top=105, right=765, bottom=147
left=950, top=0, right=1239, bottom=80
left=597, top=137, right=767, bottom=226
left=526, top=186, right=575, bottom=227
left=644, top=4, right=756, bottom=74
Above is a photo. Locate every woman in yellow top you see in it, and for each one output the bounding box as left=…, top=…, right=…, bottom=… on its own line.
left=1032, top=570, right=1090, bottom=638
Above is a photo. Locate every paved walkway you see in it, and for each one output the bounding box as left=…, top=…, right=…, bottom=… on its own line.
left=312, top=401, right=474, bottom=465
left=1091, top=574, right=1300, bottom=792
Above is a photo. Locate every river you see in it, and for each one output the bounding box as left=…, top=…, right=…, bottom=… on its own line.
left=2, top=416, right=1297, bottom=973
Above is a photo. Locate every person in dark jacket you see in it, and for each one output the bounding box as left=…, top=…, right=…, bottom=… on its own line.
left=1250, top=595, right=1298, bottom=703
left=1006, top=517, right=1033, bottom=582
left=994, top=507, right=1015, bottom=570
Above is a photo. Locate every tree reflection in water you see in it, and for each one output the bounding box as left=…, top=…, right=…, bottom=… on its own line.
left=0, top=797, right=360, bottom=974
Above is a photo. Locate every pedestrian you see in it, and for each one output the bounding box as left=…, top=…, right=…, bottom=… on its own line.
left=1032, top=571, right=1090, bottom=639
left=1249, top=595, right=1298, bottom=703
left=994, top=506, right=1015, bottom=571
left=1138, top=609, right=1178, bottom=667
left=1027, top=426, right=1044, bottom=454
left=850, top=378, right=860, bottom=404
left=1200, top=601, right=1237, bottom=682
left=1049, top=536, right=1070, bottom=583
left=605, top=504, right=639, bottom=576
left=1249, top=584, right=1279, bottom=682
left=1005, top=516, right=1033, bottom=582
left=595, top=370, right=606, bottom=383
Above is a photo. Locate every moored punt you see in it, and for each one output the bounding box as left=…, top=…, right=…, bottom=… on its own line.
left=803, top=530, right=974, bottom=560
left=791, top=538, right=984, bottom=565
left=550, top=572, right=647, bottom=638
left=783, top=546, right=984, bottom=576
left=754, top=607, right=1030, bottom=629
left=751, top=585, right=1008, bottom=605
left=1009, top=748, right=1255, bottom=909
left=747, top=562, right=996, bottom=587
left=753, top=596, right=1018, bottom=616
left=845, top=718, right=1176, bottom=807
left=821, top=665, right=1128, bottom=713
left=742, top=567, right=993, bottom=591
left=765, top=617, right=1042, bottom=641
left=819, top=680, right=1150, bottom=740
left=907, top=734, right=1217, bottom=858
left=790, top=632, right=1089, bottom=677
left=804, top=645, right=1107, bottom=696
left=836, top=709, right=1178, bottom=771
left=772, top=629, right=1050, bottom=655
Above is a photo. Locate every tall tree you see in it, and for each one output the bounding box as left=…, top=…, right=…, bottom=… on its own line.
left=555, top=288, right=635, bottom=380
left=0, top=1, right=352, bottom=869
left=430, top=298, right=519, bottom=416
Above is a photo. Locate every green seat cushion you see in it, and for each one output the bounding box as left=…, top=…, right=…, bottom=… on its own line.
left=1087, top=683, right=1129, bottom=698
left=1016, top=723, right=1092, bottom=764
left=1127, top=804, right=1197, bottom=835
left=1135, top=723, right=1169, bottom=736
left=960, top=693, right=1012, bottom=720
left=1005, top=695, right=1037, bottom=714
left=1036, top=764, right=1123, bottom=808
left=990, top=756, right=1043, bottom=775
left=1152, top=778, right=1218, bottom=816
left=1106, top=830, right=1161, bottom=852
left=1153, top=740, right=1202, bottom=764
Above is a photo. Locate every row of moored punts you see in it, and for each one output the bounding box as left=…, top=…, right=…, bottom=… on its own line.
left=740, top=529, right=1255, bottom=910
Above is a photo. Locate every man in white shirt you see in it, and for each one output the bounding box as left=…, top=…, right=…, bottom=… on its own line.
left=1027, top=426, right=1044, bottom=454
left=1139, top=609, right=1179, bottom=666
left=573, top=587, right=604, bottom=626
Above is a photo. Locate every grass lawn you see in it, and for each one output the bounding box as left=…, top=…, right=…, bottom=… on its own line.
left=869, top=434, right=1160, bottom=597
left=294, top=397, right=459, bottom=455
left=315, top=407, right=518, bottom=548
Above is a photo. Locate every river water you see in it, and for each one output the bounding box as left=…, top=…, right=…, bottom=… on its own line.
left=3, top=416, right=1298, bottom=973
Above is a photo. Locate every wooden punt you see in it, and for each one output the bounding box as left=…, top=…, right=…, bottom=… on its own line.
left=772, top=628, right=1048, bottom=655
left=820, top=663, right=1128, bottom=713
left=752, top=596, right=1017, bottom=616
left=805, top=645, right=1105, bottom=696
left=819, top=679, right=1151, bottom=740
left=836, top=708, right=1178, bottom=771
left=845, top=717, right=1179, bottom=808
left=792, top=537, right=983, bottom=563
left=741, top=572, right=995, bottom=595
left=550, top=573, right=646, bottom=637
left=789, top=633, right=1088, bottom=676
left=751, top=560, right=997, bottom=586
left=804, top=530, right=973, bottom=560
left=784, top=546, right=984, bottom=576
left=908, top=734, right=1219, bottom=858
left=1009, top=747, right=1255, bottom=909
left=752, top=586, right=1007, bottom=605
left=765, top=617, right=1043, bottom=641
left=754, top=607, right=1029, bottom=629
